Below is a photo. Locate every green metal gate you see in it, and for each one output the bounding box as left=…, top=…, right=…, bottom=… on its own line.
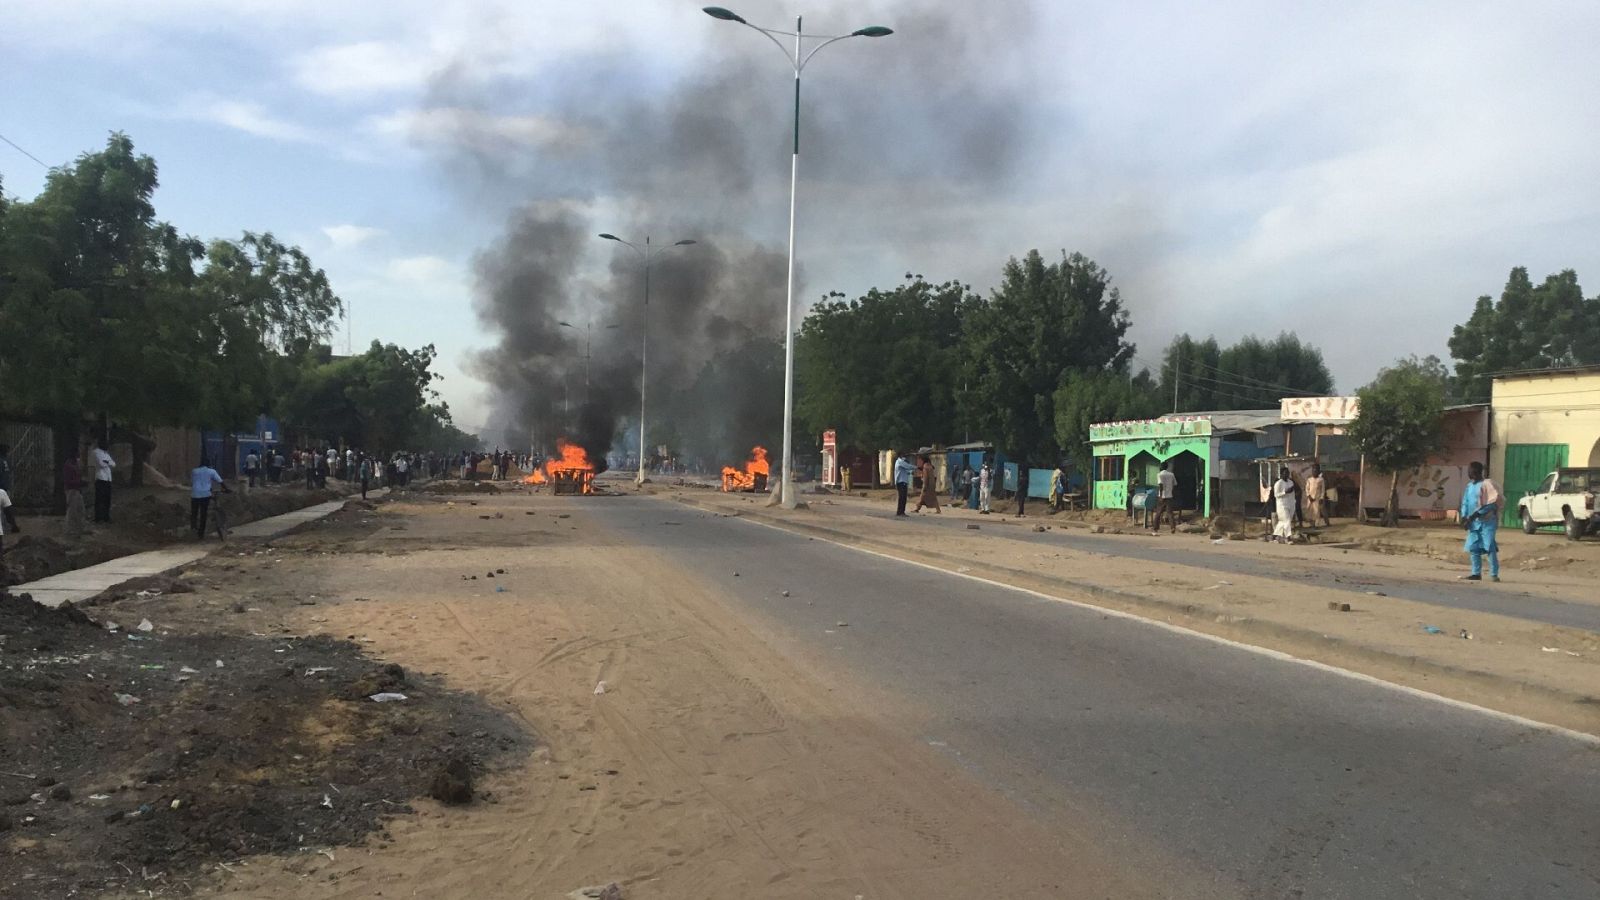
left=1501, top=443, right=1568, bottom=527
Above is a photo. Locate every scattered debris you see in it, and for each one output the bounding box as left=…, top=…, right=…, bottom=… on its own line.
left=1459, top=629, right=1473, bottom=640
left=137, top=618, right=154, bottom=633
left=967, top=524, right=980, bottom=530
left=1422, top=625, right=1445, bottom=635
left=593, top=680, right=608, bottom=695
left=369, top=692, right=409, bottom=703
left=320, top=793, right=335, bottom=809
left=780, top=590, right=790, bottom=598
left=1541, top=646, right=1560, bottom=653
left=1328, top=602, right=1352, bottom=612
left=114, top=693, right=141, bottom=707
left=569, top=882, right=624, bottom=900
left=430, top=754, right=475, bottom=805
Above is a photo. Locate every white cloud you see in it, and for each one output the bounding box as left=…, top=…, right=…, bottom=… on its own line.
left=290, top=40, right=431, bottom=97
left=365, top=107, right=591, bottom=155
left=385, top=254, right=459, bottom=284
left=189, top=99, right=319, bottom=143
left=322, top=224, right=386, bottom=248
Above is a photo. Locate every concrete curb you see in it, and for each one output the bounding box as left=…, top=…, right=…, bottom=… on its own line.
left=674, top=494, right=1600, bottom=731
left=14, top=489, right=389, bottom=608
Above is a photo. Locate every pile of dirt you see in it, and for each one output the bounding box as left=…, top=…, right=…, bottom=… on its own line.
left=0, top=590, right=527, bottom=897
left=421, top=480, right=505, bottom=495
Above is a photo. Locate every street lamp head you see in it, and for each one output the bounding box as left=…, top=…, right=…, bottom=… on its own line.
left=674, top=239, right=698, bottom=246
left=598, top=233, right=620, bottom=241
left=605, top=323, right=621, bottom=329
left=558, top=321, right=574, bottom=328
left=703, top=6, right=746, bottom=23
left=852, top=26, right=894, bottom=37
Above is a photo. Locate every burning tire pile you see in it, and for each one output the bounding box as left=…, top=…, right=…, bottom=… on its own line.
left=721, top=446, right=770, bottom=493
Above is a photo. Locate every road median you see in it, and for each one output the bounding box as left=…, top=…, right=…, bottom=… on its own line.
left=672, top=489, right=1600, bottom=739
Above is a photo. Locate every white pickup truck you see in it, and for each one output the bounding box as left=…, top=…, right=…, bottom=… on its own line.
left=1517, top=468, right=1599, bottom=540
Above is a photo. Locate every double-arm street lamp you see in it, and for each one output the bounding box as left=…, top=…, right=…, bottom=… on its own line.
left=598, top=233, right=698, bottom=485
left=557, top=318, right=619, bottom=403
left=703, top=6, right=892, bottom=508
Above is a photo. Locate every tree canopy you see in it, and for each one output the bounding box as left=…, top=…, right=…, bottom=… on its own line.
left=795, top=277, right=975, bottom=452
left=1448, top=266, right=1600, bottom=402
left=1158, top=332, right=1334, bottom=412
left=1346, top=356, right=1448, bottom=526
left=0, top=134, right=346, bottom=432
left=962, top=251, right=1135, bottom=465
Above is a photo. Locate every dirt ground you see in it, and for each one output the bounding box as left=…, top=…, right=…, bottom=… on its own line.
left=3, top=481, right=1161, bottom=899
left=2, top=483, right=352, bottom=587
left=672, top=486, right=1600, bottom=738
left=0, top=498, right=528, bottom=898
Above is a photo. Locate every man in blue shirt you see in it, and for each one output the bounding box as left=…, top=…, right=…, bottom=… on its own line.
left=190, top=459, right=227, bottom=539
left=893, top=452, right=915, bottom=517
left=1459, top=461, right=1501, bottom=582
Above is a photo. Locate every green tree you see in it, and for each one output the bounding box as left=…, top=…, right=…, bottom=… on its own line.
left=1346, top=356, right=1448, bottom=527
left=282, top=342, right=441, bottom=451
left=0, top=134, right=342, bottom=435
left=963, top=250, right=1134, bottom=465
left=1448, top=267, right=1600, bottom=403
left=1158, top=332, right=1333, bottom=412
left=1052, top=369, right=1162, bottom=471
left=795, top=276, right=976, bottom=451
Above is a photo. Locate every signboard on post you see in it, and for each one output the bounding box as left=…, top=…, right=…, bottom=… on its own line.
left=821, top=429, right=838, bottom=486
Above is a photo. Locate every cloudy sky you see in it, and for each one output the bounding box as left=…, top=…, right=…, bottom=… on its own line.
left=5, top=1, right=1600, bottom=432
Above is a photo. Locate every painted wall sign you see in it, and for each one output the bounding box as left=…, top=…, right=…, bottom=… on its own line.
left=1280, top=396, right=1360, bottom=423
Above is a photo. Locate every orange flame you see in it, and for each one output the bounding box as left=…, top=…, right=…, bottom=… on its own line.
left=722, top=446, right=770, bottom=492
left=522, top=469, right=547, bottom=485
left=543, top=438, right=595, bottom=494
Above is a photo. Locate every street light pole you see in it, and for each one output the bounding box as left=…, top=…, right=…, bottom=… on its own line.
left=703, top=7, right=892, bottom=509
left=598, top=233, right=697, bottom=486
left=557, top=319, right=618, bottom=408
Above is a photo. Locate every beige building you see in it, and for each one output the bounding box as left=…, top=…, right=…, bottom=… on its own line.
left=1490, top=365, right=1600, bottom=521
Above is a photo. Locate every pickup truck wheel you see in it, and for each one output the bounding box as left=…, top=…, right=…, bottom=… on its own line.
left=1521, top=508, right=1537, bottom=534
left=1564, top=509, right=1586, bottom=541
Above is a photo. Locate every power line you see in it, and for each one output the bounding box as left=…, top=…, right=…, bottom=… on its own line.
left=0, top=133, right=50, bottom=169
left=1184, top=355, right=1327, bottom=397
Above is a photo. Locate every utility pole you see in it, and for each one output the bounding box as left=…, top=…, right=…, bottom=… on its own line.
left=1172, top=344, right=1180, bottom=413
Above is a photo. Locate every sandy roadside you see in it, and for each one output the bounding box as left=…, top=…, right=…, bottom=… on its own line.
left=670, top=488, right=1600, bottom=738
left=154, top=488, right=1163, bottom=899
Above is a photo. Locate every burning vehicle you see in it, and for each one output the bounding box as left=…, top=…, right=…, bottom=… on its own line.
left=722, top=446, right=770, bottom=493
left=523, top=439, right=596, bottom=495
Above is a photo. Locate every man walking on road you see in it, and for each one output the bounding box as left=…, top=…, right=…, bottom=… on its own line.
left=91, top=439, right=115, bottom=523
left=190, top=459, right=226, bottom=539
left=1152, top=461, right=1177, bottom=533
left=1015, top=464, right=1029, bottom=518
left=244, top=449, right=261, bottom=488
left=1272, top=466, right=1298, bottom=544
left=1304, top=463, right=1328, bottom=527
left=1460, top=461, right=1501, bottom=582
left=978, top=460, right=993, bottom=514
left=63, top=452, right=88, bottom=538
left=893, top=452, right=914, bottom=517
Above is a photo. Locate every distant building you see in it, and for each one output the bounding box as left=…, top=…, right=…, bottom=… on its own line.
left=1088, top=411, right=1280, bottom=518
left=1490, top=365, right=1600, bottom=524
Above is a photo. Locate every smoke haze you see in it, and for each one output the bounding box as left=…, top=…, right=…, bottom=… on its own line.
left=434, top=0, right=1043, bottom=463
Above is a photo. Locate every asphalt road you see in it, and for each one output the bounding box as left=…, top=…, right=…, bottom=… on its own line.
left=874, top=506, right=1600, bottom=633
left=590, top=494, right=1599, bottom=899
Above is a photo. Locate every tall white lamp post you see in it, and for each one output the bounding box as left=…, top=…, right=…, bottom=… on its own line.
left=598, top=233, right=697, bottom=485
left=703, top=6, right=892, bottom=508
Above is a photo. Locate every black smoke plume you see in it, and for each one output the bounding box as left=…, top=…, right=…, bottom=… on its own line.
left=432, top=1, right=1042, bottom=464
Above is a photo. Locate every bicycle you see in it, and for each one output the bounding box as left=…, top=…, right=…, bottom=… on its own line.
left=208, top=484, right=235, bottom=542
